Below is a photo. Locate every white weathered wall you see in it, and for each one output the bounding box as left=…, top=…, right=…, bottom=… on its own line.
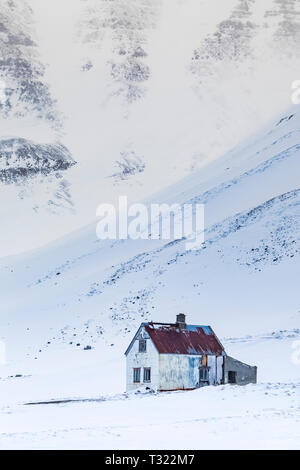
left=159, top=354, right=224, bottom=390
left=126, top=327, right=159, bottom=391
left=207, top=355, right=224, bottom=386
left=217, top=355, right=223, bottom=384
left=159, top=354, right=201, bottom=390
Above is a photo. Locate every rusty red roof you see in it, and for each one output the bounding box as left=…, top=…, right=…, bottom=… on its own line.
left=144, top=323, right=224, bottom=355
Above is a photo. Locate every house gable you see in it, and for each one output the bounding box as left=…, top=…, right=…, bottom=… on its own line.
left=124, top=323, right=158, bottom=356
left=125, top=324, right=160, bottom=390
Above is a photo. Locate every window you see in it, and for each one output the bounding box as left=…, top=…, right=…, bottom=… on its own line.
left=139, top=339, right=146, bottom=352
left=133, top=368, right=141, bottom=383
left=199, top=367, right=209, bottom=382
left=143, top=367, right=151, bottom=383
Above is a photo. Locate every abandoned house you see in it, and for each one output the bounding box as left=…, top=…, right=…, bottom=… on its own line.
left=125, top=314, right=257, bottom=392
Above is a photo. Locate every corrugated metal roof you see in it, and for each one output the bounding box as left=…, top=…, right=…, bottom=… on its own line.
left=144, top=322, right=224, bottom=355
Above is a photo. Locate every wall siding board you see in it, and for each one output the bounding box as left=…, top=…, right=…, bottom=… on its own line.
left=158, top=353, right=224, bottom=390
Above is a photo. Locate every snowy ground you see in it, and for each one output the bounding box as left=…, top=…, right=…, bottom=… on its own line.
left=0, top=334, right=299, bottom=450
left=0, top=381, right=299, bottom=450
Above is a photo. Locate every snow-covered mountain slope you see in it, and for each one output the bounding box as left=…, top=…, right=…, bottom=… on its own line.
left=0, top=103, right=300, bottom=448
left=0, top=0, right=77, bottom=242
left=0, top=104, right=300, bottom=449
left=1, top=103, right=300, bottom=379
left=1, top=0, right=300, bottom=255
left=0, top=0, right=59, bottom=125
left=0, top=137, right=75, bottom=183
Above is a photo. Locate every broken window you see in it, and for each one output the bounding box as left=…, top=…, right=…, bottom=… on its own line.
left=143, top=367, right=151, bottom=383
left=199, top=367, right=209, bottom=382
left=139, top=339, right=146, bottom=352
left=228, top=371, right=237, bottom=384
left=133, top=368, right=141, bottom=383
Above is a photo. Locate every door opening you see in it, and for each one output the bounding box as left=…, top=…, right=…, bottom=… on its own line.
left=199, top=366, right=209, bottom=386
left=228, top=370, right=237, bottom=384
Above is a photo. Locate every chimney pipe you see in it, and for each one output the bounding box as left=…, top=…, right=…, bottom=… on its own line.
left=176, top=313, right=186, bottom=329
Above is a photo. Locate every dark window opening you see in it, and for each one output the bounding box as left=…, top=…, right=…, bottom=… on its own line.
left=228, top=371, right=237, bottom=384
left=139, top=339, right=146, bottom=352
left=199, top=367, right=209, bottom=382
left=133, top=368, right=141, bottom=383
left=143, top=367, right=151, bottom=383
